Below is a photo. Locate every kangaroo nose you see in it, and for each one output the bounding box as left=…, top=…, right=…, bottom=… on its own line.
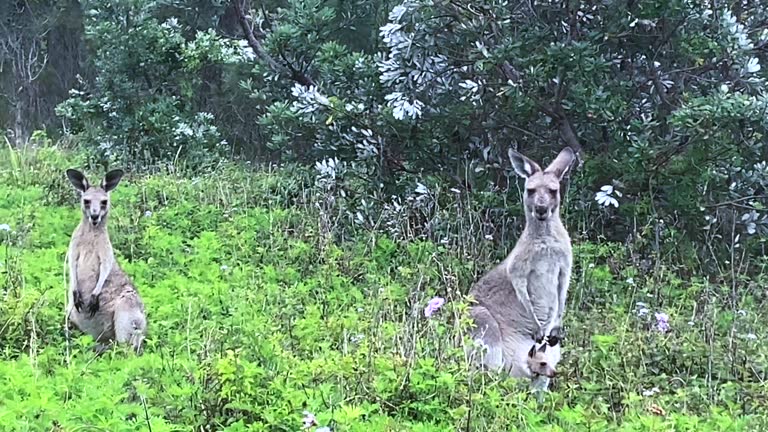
left=535, top=206, right=548, bottom=218
left=90, top=214, right=99, bottom=222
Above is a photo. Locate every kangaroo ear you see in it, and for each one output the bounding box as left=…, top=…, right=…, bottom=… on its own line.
left=538, top=342, right=548, bottom=353
left=528, top=344, right=537, bottom=358
left=66, top=169, right=89, bottom=192
left=544, top=147, right=576, bottom=180
left=508, top=148, right=541, bottom=178
left=102, top=169, right=124, bottom=192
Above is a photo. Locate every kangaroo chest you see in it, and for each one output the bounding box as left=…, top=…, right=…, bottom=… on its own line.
left=71, top=231, right=111, bottom=295
left=522, top=239, right=570, bottom=310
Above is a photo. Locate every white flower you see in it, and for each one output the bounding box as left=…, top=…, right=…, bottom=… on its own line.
left=635, top=301, right=649, bottom=317
left=385, top=92, right=424, bottom=120
left=642, top=387, right=660, bottom=397
left=220, top=265, right=229, bottom=271
left=291, top=84, right=330, bottom=114
left=0, top=224, right=10, bottom=232
left=415, top=183, right=429, bottom=195
left=315, top=157, right=341, bottom=179
left=745, top=57, right=761, bottom=74
left=235, top=39, right=256, bottom=61
left=175, top=123, right=194, bottom=137
left=746, top=333, right=757, bottom=340
left=161, top=17, right=180, bottom=29
left=144, top=211, right=152, bottom=218
left=388, top=3, right=411, bottom=22
left=595, top=184, right=620, bottom=208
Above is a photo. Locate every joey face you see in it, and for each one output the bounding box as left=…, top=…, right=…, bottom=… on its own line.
left=66, top=169, right=124, bottom=227
left=527, top=342, right=557, bottom=378
left=508, top=147, right=576, bottom=223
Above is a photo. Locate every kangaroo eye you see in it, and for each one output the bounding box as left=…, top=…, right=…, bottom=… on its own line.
left=526, top=188, right=536, bottom=195
left=539, top=362, right=547, bottom=367
left=83, top=199, right=91, bottom=206
left=549, top=188, right=558, bottom=195
left=100, top=200, right=108, bottom=207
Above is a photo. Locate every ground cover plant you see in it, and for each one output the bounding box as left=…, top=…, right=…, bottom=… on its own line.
left=4, top=1, right=768, bottom=429
left=1, top=145, right=767, bottom=431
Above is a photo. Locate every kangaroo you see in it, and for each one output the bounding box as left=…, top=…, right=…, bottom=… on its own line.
left=468, top=146, right=575, bottom=378
left=65, top=168, right=147, bottom=354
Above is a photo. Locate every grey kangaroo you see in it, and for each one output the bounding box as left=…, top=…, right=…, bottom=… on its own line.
left=65, top=168, right=147, bottom=354
left=468, top=147, right=575, bottom=379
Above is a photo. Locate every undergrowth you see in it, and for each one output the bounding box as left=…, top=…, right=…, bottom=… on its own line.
left=0, top=146, right=767, bottom=431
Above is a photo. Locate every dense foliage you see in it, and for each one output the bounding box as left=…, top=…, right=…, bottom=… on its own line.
left=3, top=0, right=768, bottom=266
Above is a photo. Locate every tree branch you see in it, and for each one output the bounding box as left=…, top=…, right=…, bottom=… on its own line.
left=232, top=0, right=315, bottom=87
left=538, top=101, right=583, bottom=154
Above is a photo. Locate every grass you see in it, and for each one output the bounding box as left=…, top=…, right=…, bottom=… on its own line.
left=0, top=145, right=767, bottom=431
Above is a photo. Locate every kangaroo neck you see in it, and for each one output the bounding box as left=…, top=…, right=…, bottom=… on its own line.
left=523, top=212, right=564, bottom=237
left=79, top=218, right=109, bottom=236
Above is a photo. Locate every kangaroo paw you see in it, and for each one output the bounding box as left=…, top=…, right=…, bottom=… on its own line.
left=548, top=325, right=563, bottom=346
left=73, top=290, right=84, bottom=312
left=86, top=293, right=101, bottom=318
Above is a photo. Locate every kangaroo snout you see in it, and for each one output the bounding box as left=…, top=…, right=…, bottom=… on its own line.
left=534, top=205, right=549, bottom=220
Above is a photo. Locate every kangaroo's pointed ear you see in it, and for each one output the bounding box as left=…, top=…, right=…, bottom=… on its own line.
left=102, top=169, right=124, bottom=192
left=528, top=344, right=537, bottom=358
left=538, top=342, right=548, bottom=353
left=508, top=148, right=541, bottom=178
left=544, top=147, right=576, bottom=180
left=66, top=169, right=89, bottom=192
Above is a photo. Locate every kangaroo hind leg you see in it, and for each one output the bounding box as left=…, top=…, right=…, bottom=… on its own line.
left=468, top=306, right=503, bottom=372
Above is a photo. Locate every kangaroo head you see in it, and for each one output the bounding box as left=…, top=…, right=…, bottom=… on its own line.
left=66, top=169, right=124, bottom=227
left=527, top=342, right=557, bottom=378
left=508, top=147, right=576, bottom=223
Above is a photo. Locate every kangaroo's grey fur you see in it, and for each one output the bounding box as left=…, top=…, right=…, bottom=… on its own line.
left=468, top=147, right=575, bottom=378
left=65, top=168, right=146, bottom=354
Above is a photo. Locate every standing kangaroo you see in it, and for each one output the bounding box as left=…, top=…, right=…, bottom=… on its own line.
left=65, top=169, right=147, bottom=354
left=468, top=147, right=575, bottom=379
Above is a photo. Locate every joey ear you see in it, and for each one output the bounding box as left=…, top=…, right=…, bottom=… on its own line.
left=528, top=344, right=537, bottom=358
left=508, top=148, right=541, bottom=178
left=538, top=342, right=548, bottom=353
left=544, top=147, right=576, bottom=180
left=102, top=169, right=124, bottom=192
left=66, top=169, right=89, bottom=192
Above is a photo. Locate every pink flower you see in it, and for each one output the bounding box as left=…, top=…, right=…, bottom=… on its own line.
left=424, top=296, right=445, bottom=317
left=655, top=312, right=670, bottom=333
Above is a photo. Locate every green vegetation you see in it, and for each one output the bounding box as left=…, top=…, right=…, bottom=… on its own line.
left=3, top=0, right=768, bottom=428
left=1, top=146, right=767, bottom=431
